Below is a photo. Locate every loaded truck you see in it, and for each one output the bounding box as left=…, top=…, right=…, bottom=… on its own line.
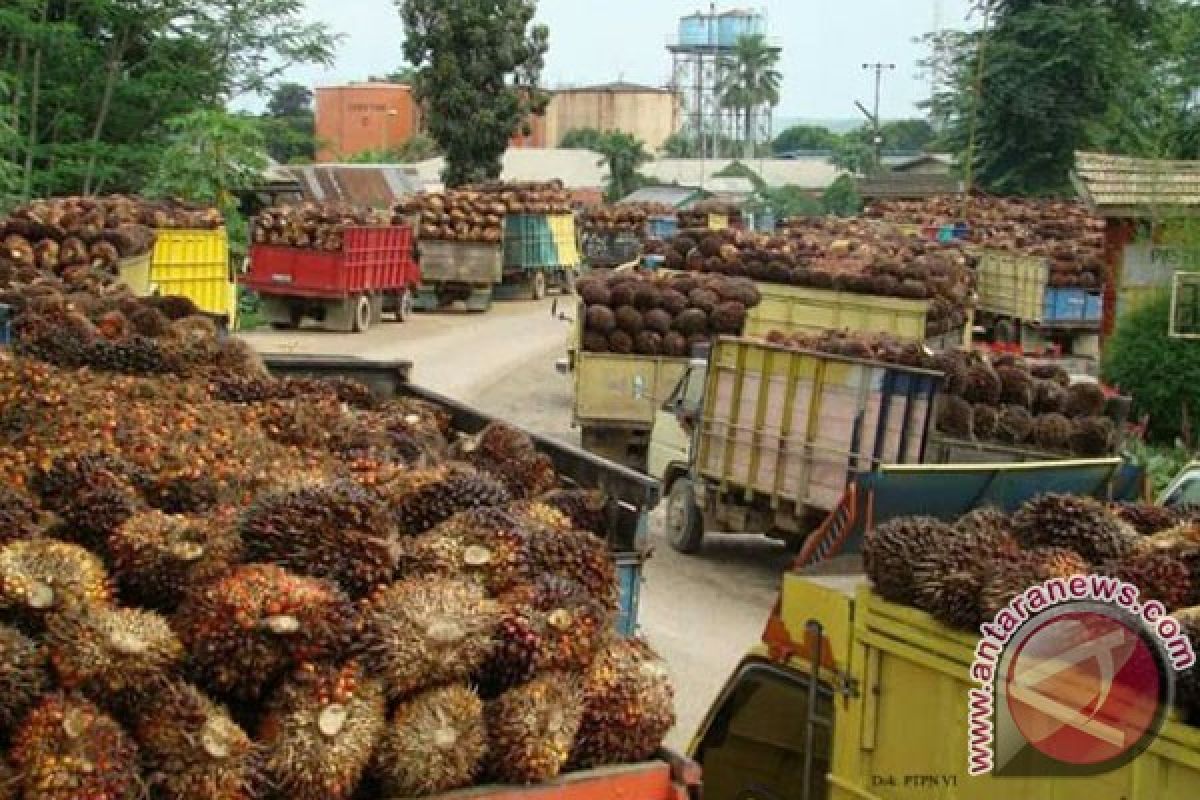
left=242, top=224, right=421, bottom=332
left=496, top=213, right=581, bottom=300
left=686, top=459, right=1200, bottom=800
left=565, top=277, right=971, bottom=473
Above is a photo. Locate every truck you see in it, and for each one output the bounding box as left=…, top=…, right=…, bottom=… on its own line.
left=242, top=225, right=421, bottom=332
left=565, top=278, right=971, bottom=474
left=687, top=460, right=1200, bottom=800
left=972, top=247, right=1103, bottom=367
left=495, top=213, right=581, bottom=300
left=414, top=240, right=504, bottom=312
left=258, top=353, right=701, bottom=800
left=647, top=337, right=943, bottom=553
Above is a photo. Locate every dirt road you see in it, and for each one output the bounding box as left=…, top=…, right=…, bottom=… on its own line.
left=245, top=298, right=783, bottom=749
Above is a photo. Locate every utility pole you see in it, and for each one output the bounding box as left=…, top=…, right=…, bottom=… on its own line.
left=861, top=62, right=895, bottom=171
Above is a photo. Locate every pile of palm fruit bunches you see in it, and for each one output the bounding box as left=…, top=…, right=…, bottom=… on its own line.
left=395, top=181, right=573, bottom=244
left=0, top=243, right=674, bottom=798
left=865, top=194, right=1106, bottom=289
left=576, top=269, right=763, bottom=356
left=252, top=204, right=392, bottom=251
left=580, top=203, right=676, bottom=236
left=762, top=329, right=1123, bottom=458
left=661, top=216, right=974, bottom=338
left=1, top=195, right=220, bottom=279
left=863, top=497, right=1200, bottom=724
left=678, top=201, right=742, bottom=229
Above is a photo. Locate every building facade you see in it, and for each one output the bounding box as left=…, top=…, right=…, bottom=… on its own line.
left=314, top=83, right=419, bottom=162
left=543, top=82, right=679, bottom=152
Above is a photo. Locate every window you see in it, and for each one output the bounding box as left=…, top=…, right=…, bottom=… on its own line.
left=1164, top=473, right=1200, bottom=508
left=694, top=662, right=834, bottom=800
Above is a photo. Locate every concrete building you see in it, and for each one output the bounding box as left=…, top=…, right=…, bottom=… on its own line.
left=314, top=83, right=419, bottom=162
left=542, top=82, right=679, bottom=151
left=404, top=148, right=609, bottom=205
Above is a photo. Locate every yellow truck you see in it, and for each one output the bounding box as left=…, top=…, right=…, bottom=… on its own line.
left=689, top=461, right=1197, bottom=800
left=566, top=281, right=970, bottom=473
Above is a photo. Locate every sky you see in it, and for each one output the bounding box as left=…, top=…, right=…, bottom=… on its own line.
left=275, top=0, right=981, bottom=123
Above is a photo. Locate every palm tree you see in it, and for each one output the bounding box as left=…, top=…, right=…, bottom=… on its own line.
left=716, top=34, right=782, bottom=158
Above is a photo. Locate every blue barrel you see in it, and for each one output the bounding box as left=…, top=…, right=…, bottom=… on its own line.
left=614, top=550, right=644, bottom=636
left=679, top=14, right=713, bottom=47
left=642, top=254, right=666, bottom=271
left=0, top=303, right=10, bottom=346
left=646, top=216, right=678, bottom=240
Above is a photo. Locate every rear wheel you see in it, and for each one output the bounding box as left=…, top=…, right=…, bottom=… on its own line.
left=394, top=288, right=413, bottom=322
left=666, top=477, right=704, bottom=554
left=532, top=271, right=547, bottom=300
left=352, top=294, right=372, bottom=332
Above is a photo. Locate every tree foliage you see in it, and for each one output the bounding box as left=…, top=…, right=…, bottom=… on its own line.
left=772, top=125, right=839, bottom=154
left=821, top=174, right=863, bottom=217
left=561, top=127, right=650, bottom=201
left=261, top=81, right=315, bottom=164
left=347, top=134, right=440, bottom=164
left=399, top=0, right=549, bottom=187
left=716, top=34, right=782, bottom=157
left=147, top=110, right=267, bottom=207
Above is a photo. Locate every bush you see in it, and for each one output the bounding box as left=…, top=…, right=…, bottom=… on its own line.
left=1102, top=290, right=1200, bottom=444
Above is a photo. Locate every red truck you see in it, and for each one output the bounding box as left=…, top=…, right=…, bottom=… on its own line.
left=243, top=225, right=421, bottom=332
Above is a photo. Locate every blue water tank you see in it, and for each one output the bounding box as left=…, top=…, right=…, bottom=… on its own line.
left=718, top=10, right=765, bottom=48
left=679, top=13, right=715, bottom=47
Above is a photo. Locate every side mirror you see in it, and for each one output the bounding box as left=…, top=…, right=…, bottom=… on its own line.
left=555, top=357, right=571, bottom=375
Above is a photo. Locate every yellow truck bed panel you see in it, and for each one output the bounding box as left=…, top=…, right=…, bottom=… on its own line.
left=744, top=283, right=931, bottom=340
left=695, top=338, right=938, bottom=509
left=574, top=350, right=687, bottom=427
left=975, top=248, right=1048, bottom=321
left=824, top=586, right=1200, bottom=800
left=150, top=228, right=235, bottom=320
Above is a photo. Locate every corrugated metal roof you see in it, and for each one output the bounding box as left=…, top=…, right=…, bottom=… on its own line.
left=641, top=157, right=845, bottom=190
left=1073, top=151, right=1200, bottom=218
left=858, top=174, right=963, bottom=199
left=407, top=148, right=609, bottom=190
left=285, top=165, right=421, bottom=207
left=618, top=186, right=701, bottom=207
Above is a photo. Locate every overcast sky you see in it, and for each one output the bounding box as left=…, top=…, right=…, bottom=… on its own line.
left=275, top=0, right=981, bottom=122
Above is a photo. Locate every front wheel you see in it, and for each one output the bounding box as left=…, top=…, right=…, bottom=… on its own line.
left=394, top=288, right=413, bottom=322
left=352, top=294, right=372, bottom=332
left=532, top=270, right=547, bottom=300
left=666, top=477, right=704, bottom=554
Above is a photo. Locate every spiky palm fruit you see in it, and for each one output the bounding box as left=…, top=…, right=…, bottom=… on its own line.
left=935, top=395, right=973, bottom=438
left=570, top=637, right=675, bottom=769
left=955, top=507, right=1012, bottom=540
left=10, top=693, right=140, bottom=800
left=451, top=422, right=559, bottom=500
left=533, top=489, right=609, bottom=538
left=134, top=682, right=259, bottom=800
left=363, top=578, right=500, bottom=700
left=1070, top=416, right=1116, bottom=457
left=173, top=565, right=354, bottom=701
left=528, top=527, right=619, bottom=609
left=107, top=509, right=241, bottom=611
left=971, top=403, right=999, bottom=440
left=1174, top=607, right=1200, bottom=723
left=912, top=527, right=1021, bottom=630
left=996, top=365, right=1033, bottom=409
left=240, top=481, right=398, bottom=598
left=1032, top=413, right=1073, bottom=451
left=388, top=463, right=512, bottom=535
left=401, top=507, right=534, bottom=595
left=996, top=405, right=1034, bottom=444
left=1033, top=379, right=1068, bottom=414
left=961, top=362, right=1002, bottom=405
left=258, top=662, right=385, bottom=800
left=509, top=500, right=574, bottom=535
left=1102, top=551, right=1190, bottom=610
left=495, top=575, right=610, bottom=679
left=1111, top=503, right=1179, bottom=536
left=0, top=623, right=51, bottom=734
left=486, top=671, right=584, bottom=784
left=0, top=539, right=112, bottom=628
left=1135, top=523, right=1200, bottom=604
left=864, top=517, right=955, bottom=604
left=30, top=452, right=142, bottom=549
left=0, top=485, right=40, bottom=546
left=979, top=551, right=1044, bottom=619
left=372, top=685, right=486, bottom=796
left=1011, top=494, right=1139, bottom=564
left=46, top=606, right=183, bottom=713
left=1065, top=381, right=1107, bottom=418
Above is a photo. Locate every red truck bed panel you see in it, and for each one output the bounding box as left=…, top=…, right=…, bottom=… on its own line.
left=430, top=762, right=688, bottom=800
left=244, top=226, right=419, bottom=299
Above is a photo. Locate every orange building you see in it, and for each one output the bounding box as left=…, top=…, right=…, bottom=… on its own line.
left=314, top=83, right=419, bottom=162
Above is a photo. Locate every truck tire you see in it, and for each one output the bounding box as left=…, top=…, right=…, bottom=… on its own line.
left=270, top=304, right=303, bottom=330
left=532, top=271, right=547, bottom=300
left=394, top=288, right=413, bottom=322
left=666, top=478, right=704, bottom=554
left=352, top=294, right=372, bottom=333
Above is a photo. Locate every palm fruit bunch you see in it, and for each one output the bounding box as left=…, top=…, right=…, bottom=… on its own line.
left=911, top=515, right=1020, bottom=630
left=257, top=662, right=385, bottom=800
left=9, top=693, right=140, bottom=800
left=1101, top=551, right=1191, bottom=609
left=1111, top=503, right=1180, bottom=536
left=240, top=481, right=398, bottom=598
left=532, top=488, right=609, bottom=538
left=29, top=451, right=143, bottom=549
left=45, top=606, right=183, bottom=714
left=577, top=269, right=762, bottom=355
left=107, top=509, right=242, bottom=611
left=372, top=685, right=487, bottom=796
left=251, top=203, right=390, bottom=250
left=528, top=526, right=619, bottom=609
left=0, top=539, right=113, bottom=628
left=1011, top=494, right=1139, bottom=563
left=978, top=550, right=1053, bottom=620
left=0, top=623, right=51, bottom=735
left=450, top=422, right=559, bottom=500
left=0, top=486, right=40, bottom=546
left=486, top=671, right=585, bottom=784
left=400, top=507, right=534, bottom=595
left=1134, top=523, right=1200, bottom=605
left=1174, top=606, right=1200, bottom=723
left=493, top=575, right=610, bottom=682
left=384, top=462, right=512, bottom=535
left=172, top=565, right=354, bottom=701
left=864, top=516, right=956, bottom=604
left=362, top=578, right=501, bottom=699
left=569, top=637, right=675, bottom=769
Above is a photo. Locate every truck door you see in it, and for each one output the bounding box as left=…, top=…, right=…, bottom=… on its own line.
left=693, top=659, right=835, bottom=800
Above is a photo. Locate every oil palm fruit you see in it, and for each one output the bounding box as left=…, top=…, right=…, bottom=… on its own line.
left=1102, top=551, right=1191, bottom=610
left=864, top=516, right=955, bottom=604
left=0, top=622, right=51, bottom=735
left=486, top=671, right=584, bottom=784
left=1111, top=503, right=1179, bottom=536
left=372, top=684, right=486, bottom=796
left=400, top=507, right=533, bottom=595
left=528, top=526, right=618, bottom=609
left=0, top=538, right=112, bottom=629
left=0, top=485, right=40, bottom=546
left=1012, top=494, right=1138, bottom=563
left=388, top=463, right=512, bottom=535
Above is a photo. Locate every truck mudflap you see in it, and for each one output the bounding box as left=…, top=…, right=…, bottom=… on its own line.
left=795, top=458, right=1145, bottom=567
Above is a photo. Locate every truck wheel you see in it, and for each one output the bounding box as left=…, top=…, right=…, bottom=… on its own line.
left=532, top=271, right=547, bottom=301
left=352, top=294, right=372, bottom=333
left=395, top=289, right=413, bottom=322
left=666, top=478, right=704, bottom=554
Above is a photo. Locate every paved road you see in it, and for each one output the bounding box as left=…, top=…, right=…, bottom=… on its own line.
left=244, top=298, right=784, bottom=749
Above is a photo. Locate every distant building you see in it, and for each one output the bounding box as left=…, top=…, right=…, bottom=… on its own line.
left=539, top=82, right=679, bottom=152
left=314, top=83, right=419, bottom=162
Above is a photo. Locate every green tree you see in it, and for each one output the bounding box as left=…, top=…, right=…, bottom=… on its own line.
left=262, top=81, right=315, bottom=164
left=346, top=134, right=440, bottom=164
left=399, top=0, right=549, bottom=187
left=561, top=127, right=650, bottom=201
left=821, top=174, right=862, bottom=217
left=716, top=34, right=782, bottom=158
left=772, top=124, right=838, bottom=154
left=661, top=132, right=699, bottom=157
left=148, top=110, right=266, bottom=206
left=878, top=119, right=936, bottom=152
left=750, top=184, right=822, bottom=219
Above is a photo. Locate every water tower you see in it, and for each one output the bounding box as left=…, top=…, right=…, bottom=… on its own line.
left=668, top=6, right=776, bottom=159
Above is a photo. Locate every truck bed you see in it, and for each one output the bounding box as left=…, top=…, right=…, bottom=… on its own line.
left=428, top=757, right=697, bottom=800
